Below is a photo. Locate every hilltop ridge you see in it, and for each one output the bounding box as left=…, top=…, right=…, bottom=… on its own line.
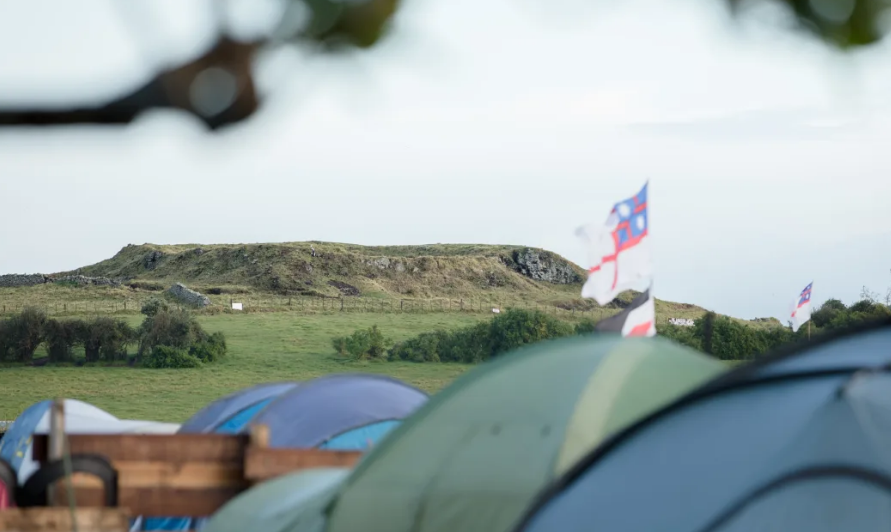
left=0, top=241, right=744, bottom=323
left=57, top=242, right=588, bottom=303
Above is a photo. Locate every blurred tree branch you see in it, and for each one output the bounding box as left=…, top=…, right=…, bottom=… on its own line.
left=0, top=0, right=885, bottom=131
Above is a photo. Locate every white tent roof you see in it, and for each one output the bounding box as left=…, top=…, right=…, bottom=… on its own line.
left=1, top=399, right=179, bottom=482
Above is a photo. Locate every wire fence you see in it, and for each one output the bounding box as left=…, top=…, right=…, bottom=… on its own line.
left=0, top=296, right=619, bottom=320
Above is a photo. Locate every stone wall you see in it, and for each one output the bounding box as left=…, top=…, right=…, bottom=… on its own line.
left=0, top=274, right=50, bottom=287
left=168, top=283, right=211, bottom=307
left=53, top=275, right=121, bottom=287
left=0, top=274, right=123, bottom=288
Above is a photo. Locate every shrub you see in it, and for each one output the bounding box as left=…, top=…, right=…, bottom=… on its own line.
left=388, top=309, right=574, bottom=364
left=137, top=309, right=200, bottom=360
left=189, top=331, right=227, bottom=363
left=42, top=319, right=79, bottom=363
left=136, top=306, right=227, bottom=367
left=331, top=325, right=391, bottom=361
left=0, top=319, right=13, bottom=362
left=74, top=317, right=136, bottom=363
left=3, top=307, right=48, bottom=363
left=140, top=297, right=171, bottom=317
left=657, top=323, right=703, bottom=351
left=142, top=345, right=203, bottom=369
left=574, top=319, right=598, bottom=335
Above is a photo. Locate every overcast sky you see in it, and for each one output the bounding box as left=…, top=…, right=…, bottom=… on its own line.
left=1, top=0, right=890, bottom=320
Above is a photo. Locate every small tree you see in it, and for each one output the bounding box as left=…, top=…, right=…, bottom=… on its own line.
left=5, top=307, right=48, bottom=363
left=137, top=309, right=199, bottom=361
left=331, top=326, right=392, bottom=361
left=136, top=306, right=226, bottom=367
left=860, top=286, right=881, bottom=303
left=189, top=331, right=227, bottom=363
left=42, top=319, right=78, bottom=363
left=74, top=318, right=135, bottom=363
left=0, top=318, right=12, bottom=362
left=140, top=297, right=171, bottom=318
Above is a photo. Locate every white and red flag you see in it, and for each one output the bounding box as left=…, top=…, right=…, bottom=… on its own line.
left=594, top=288, right=657, bottom=337
left=577, top=181, right=654, bottom=306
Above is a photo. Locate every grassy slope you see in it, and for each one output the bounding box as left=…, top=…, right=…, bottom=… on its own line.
left=59, top=242, right=588, bottom=303
left=0, top=313, right=487, bottom=422
left=0, top=242, right=776, bottom=422
left=4, top=241, right=766, bottom=325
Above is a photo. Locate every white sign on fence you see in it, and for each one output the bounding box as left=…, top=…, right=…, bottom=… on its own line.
left=232, top=302, right=243, bottom=311
left=492, top=308, right=501, bottom=314
left=669, top=318, right=695, bottom=327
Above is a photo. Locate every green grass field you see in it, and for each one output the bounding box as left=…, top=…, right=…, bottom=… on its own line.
left=0, top=312, right=488, bottom=423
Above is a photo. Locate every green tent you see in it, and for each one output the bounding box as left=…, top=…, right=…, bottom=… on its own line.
left=324, top=335, right=726, bottom=532
left=204, top=468, right=350, bottom=532
left=205, top=335, right=726, bottom=532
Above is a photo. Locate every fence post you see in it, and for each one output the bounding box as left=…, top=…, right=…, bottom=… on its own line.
left=340, top=298, right=344, bottom=312
left=400, top=300, right=404, bottom=311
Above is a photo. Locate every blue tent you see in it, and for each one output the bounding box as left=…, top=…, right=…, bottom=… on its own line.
left=517, top=318, right=891, bottom=532
left=139, top=374, right=428, bottom=531
left=178, top=381, right=301, bottom=434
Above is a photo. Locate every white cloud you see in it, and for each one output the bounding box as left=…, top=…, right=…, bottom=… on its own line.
left=0, top=0, right=890, bottom=320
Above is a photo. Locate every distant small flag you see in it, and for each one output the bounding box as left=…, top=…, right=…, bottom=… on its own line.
left=594, top=288, right=656, bottom=337
left=578, top=181, right=653, bottom=306
left=791, top=282, right=813, bottom=333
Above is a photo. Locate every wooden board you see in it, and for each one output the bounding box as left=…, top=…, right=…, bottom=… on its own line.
left=30, top=434, right=363, bottom=515
left=46, top=463, right=247, bottom=516
left=245, top=447, right=363, bottom=482
left=33, top=434, right=248, bottom=516
left=0, top=508, right=129, bottom=532
left=32, top=434, right=249, bottom=463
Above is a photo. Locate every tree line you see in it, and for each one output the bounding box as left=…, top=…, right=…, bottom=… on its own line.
left=332, top=296, right=891, bottom=363
left=0, top=298, right=227, bottom=368
left=659, top=296, right=891, bottom=360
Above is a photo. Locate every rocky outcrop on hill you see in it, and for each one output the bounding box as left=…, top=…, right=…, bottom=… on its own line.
left=503, top=248, right=583, bottom=284
left=328, top=280, right=360, bottom=296
left=168, top=283, right=211, bottom=307
left=144, top=251, right=165, bottom=271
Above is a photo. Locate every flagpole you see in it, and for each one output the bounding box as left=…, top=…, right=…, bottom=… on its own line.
left=807, top=320, right=811, bottom=340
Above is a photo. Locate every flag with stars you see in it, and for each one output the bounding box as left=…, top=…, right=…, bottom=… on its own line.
left=577, top=181, right=654, bottom=305
left=791, top=281, right=813, bottom=333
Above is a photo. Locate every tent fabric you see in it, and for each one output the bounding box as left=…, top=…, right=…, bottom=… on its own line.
left=203, top=469, right=351, bottom=532
left=319, top=420, right=402, bottom=450
left=323, top=335, right=727, bottom=532
left=140, top=375, right=427, bottom=531
left=254, top=374, right=428, bottom=449
left=517, top=319, right=891, bottom=532
left=0, top=399, right=121, bottom=483
left=117, top=421, right=181, bottom=434
left=178, top=381, right=300, bottom=433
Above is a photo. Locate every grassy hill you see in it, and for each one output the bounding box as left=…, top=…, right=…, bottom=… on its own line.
left=0, top=242, right=776, bottom=421
left=61, top=242, right=586, bottom=301
left=31, top=241, right=711, bottom=319
left=0, top=241, right=771, bottom=326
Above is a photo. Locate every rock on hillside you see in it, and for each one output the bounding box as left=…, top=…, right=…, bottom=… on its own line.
left=54, top=242, right=588, bottom=301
